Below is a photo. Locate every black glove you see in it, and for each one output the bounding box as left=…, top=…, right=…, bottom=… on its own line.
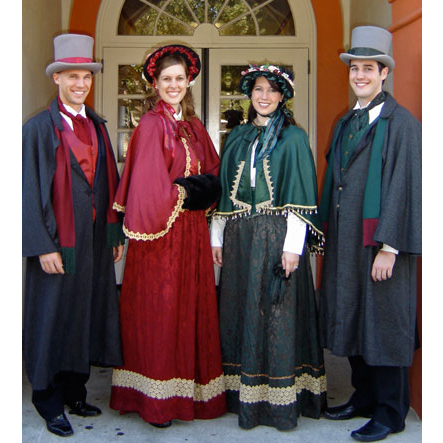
left=270, top=263, right=292, bottom=305
left=174, top=173, right=222, bottom=210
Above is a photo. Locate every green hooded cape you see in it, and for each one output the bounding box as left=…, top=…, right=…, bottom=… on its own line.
left=214, top=123, right=324, bottom=253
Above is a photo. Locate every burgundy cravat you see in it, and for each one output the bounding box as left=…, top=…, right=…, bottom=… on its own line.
left=57, top=97, right=92, bottom=145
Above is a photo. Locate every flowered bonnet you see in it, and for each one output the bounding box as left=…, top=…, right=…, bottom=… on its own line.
left=239, top=64, right=295, bottom=100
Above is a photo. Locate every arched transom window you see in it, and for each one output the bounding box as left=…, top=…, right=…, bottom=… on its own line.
left=118, top=0, right=295, bottom=36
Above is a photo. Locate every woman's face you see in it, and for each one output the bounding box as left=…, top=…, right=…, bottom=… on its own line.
left=155, top=62, right=188, bottom=112
left=251, top=76, right=283, bottom=117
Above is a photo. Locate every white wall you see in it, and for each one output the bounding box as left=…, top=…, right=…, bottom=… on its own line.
left=22, top=0, right=62, bottom=123
left=22, top=0, right=63, bottom=302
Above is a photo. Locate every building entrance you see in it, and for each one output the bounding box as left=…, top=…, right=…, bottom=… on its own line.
left=95, top=0, right=316, bottom=282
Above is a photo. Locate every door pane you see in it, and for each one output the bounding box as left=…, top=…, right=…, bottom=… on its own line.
left=119, top=65, right=150, bottom=95
left=219, top=15, right=257, bottom=36
left=165, top=0, right=199, bottom=28
left=157, top=15, right=194, bottom=35
left=221, top=65, right=244, bottom=96
left=256, top=0, right=295, bottom=35
left=118, top=99, right=145, bottom=129
left=117, top=132, right=132, bottom=163
left=206, top=0, right=226, bottom=22
left=117, top=64, right=152, bottom=162
left=118, top=0, right=160, bottom=35
left=220, top=98, right=249, bottom=152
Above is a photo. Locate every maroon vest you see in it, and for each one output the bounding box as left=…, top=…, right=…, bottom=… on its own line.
left=61, top=118, right=99, bottom=221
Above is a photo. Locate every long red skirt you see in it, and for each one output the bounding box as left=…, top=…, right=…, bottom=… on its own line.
left=110, top=210, right=226, bottom=423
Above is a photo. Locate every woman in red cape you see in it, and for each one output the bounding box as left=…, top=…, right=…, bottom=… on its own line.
left=110, top=45, right=226, bottom=427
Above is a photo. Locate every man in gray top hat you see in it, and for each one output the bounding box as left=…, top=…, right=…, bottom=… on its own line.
left=318, top=26, right=421, bottom=442
left=22, top=33, right=125, bottom=437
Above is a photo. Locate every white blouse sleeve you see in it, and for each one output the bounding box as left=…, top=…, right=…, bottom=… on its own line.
left=210, top=217, right=226, bottom=248
left=381, top=244, right=399, bottom=254
left=283, top=212, right=307, bottom=255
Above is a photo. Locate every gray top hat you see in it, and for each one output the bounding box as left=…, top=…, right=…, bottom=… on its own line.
left=340, top=26, right=395, bottom=72
left=46, top=34, right=102, bottom=77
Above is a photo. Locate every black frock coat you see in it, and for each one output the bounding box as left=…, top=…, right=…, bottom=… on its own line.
left=22, top=98, right=123, bottom=390
left=319, top=93, right=421, bottom=367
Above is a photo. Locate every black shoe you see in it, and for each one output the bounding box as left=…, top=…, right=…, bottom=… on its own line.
left=67, top=400, right=102, bottom=417
left=323, top=403, right=372, bottom=420
left=351, top=419, right=393, bottom=442
left=149, top=421, right=172, bottom=428
left=46, top=413, right=74, bottom=437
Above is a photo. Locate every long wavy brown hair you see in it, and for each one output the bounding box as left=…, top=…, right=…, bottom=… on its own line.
left=144, top=54, right=196, bottom=121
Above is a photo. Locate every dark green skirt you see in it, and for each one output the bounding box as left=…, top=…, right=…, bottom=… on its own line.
left=219, top=214, right=326, bottom=430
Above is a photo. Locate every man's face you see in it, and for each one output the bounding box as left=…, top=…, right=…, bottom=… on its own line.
left=349, top=60, right=388, bottom=107
left=53, top=69, right=93, bottom=112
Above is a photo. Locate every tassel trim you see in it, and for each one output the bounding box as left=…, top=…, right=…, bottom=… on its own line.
left=213, top=205, right=325, bottom=253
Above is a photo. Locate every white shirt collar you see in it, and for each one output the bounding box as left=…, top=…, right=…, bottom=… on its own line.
left=61, top=102, right=87, bottom=119
left=173, top=105, right=183, bottom=121
left=353, top=101, right=384, bottom=125
left=59, top=103, right=87, bottom=130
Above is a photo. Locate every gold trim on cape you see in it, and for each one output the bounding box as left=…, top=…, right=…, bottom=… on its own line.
left=181, top=136, right=201, bottom=177
left=229, top=161, right=251, bottom=213
left=255, top=157, right=274, bottom=212
left=122, top=185, right=185, bottom=241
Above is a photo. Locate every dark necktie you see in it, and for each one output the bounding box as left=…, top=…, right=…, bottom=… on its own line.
left=350, top=92, right=386, bottom=133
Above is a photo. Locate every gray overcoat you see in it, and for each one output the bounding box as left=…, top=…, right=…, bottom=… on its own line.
left=319, top=93, right=421, bottom=367
left=22, top=99, right=123, bottom=390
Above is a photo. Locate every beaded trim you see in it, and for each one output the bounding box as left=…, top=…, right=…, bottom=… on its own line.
left=213, top=207, right=325, bottom=253
left=223, top=373, right=326, bottom=405
left=112, top=369, right=225, bottom=402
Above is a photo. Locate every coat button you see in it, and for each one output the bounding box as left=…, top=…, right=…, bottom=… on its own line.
left=338, top=186, right=343, bottom=191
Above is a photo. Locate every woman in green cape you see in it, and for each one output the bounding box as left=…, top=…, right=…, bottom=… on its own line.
left=211, top=64, right=326, bottom=430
